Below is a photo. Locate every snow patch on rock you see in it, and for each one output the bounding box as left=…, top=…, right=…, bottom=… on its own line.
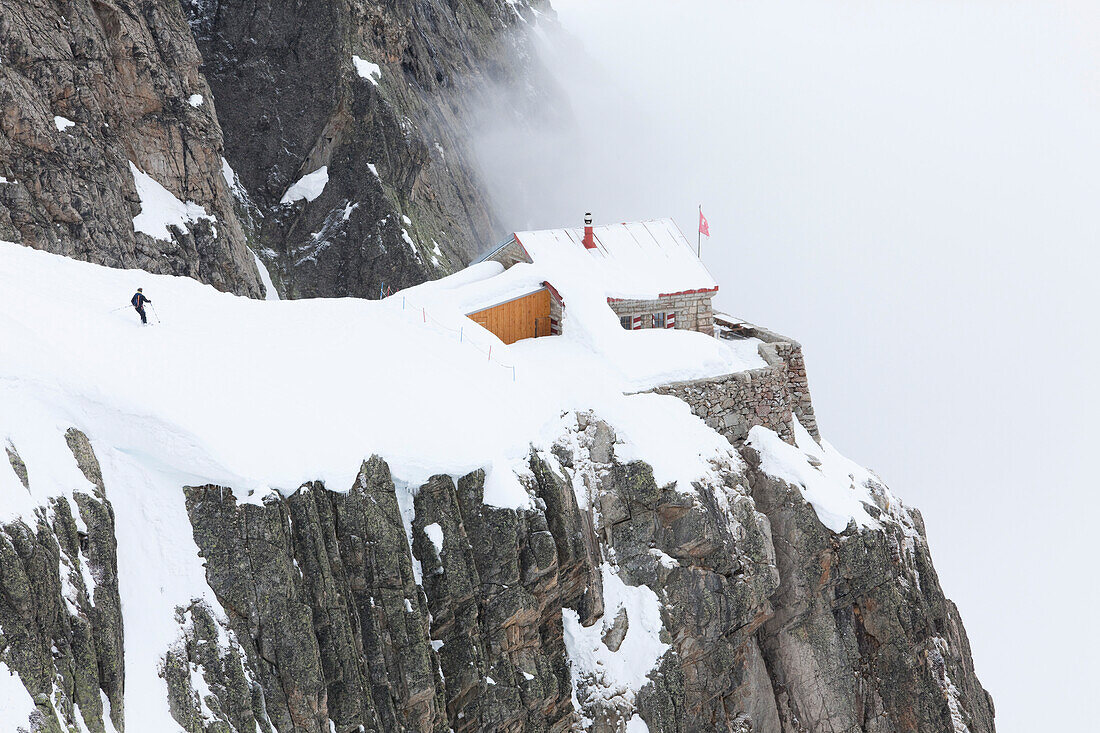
left=280, top=166, right=329, bottom=204
left=747, top=419, right=877, bottom=532
left=352, top=55, right=381, bottom=85
left=400, top=228, right=420, bottom=258
left=249, top=248, right=280, bottom=301
left=563, top=563, right=668, bottom=719
left=0, top=662, right=35, bottom=729
left=219, top=157, right=250, bottom=203
left=129, top=162, right=216, bottom=242
left=424, top=522, right=444, bottom=555
left=931, top=636, right=973, bottom=732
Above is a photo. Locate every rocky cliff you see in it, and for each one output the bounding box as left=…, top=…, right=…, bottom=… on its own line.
left=1, top=0, right=555, bottom=299
left=1, top=430, right=124, bottom=733
left=2, top=391, right=995, bottom=732
left=181, top=0, right=556, bottom=299
left=0, top=0, right=263, bottom=296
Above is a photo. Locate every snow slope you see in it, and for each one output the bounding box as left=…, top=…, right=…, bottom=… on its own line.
left=0, top=240, right=894, bottom=730
left=0, top=240, right=765, bottom=729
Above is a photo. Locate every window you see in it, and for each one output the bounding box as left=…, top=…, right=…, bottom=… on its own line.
left=620, top=315, right=632, bottom=330
left=652, top=313, right=665, bottom=329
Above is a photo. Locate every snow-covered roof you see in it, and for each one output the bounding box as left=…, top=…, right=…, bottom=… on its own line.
left=500, top=219, right=718, bottom=300
left=398, top=260, right=551, bottom=315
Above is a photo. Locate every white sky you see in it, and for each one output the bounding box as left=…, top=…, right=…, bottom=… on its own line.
left=479, top=1, right=1100, bottom=728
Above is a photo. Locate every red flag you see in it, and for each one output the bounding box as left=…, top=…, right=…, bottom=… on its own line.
left=698, top=209, right=710, bottom=237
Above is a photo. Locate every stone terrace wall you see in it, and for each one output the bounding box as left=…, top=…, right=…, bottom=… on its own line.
left=610, top=293, right=714, bottom=334
left=752, top=326, right=819, bottom=440
left=651, top=326, right=819, bottom=446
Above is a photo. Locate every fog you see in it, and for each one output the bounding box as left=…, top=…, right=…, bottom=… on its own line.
left=475, top=1, right=1100, bottom=729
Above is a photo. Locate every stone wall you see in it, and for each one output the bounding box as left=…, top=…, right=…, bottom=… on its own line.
left=609, top=293, right=714, bottom=334
left=651, top=325, right=819, bottom=445
left=487, top=238, right=531, bottom=269
left=755, top=330, right=818, bottom=440
left=549, top=291, right=562, bottom=334
left=653, top=368, right=795, bottom=444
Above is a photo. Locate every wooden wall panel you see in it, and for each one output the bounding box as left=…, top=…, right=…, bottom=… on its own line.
left=468, top=289, right=552, bottom=345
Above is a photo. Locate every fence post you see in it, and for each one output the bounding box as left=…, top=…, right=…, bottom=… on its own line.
left=488, top=345, right=492, bottom=361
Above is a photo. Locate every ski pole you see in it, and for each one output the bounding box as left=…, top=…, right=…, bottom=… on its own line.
left=150, top=304, right=162, bottom=324
left=109, top=305, right=130, bottom=312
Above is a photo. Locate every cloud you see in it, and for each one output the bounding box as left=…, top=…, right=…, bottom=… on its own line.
left=473, top=2, right=1100, bottom=730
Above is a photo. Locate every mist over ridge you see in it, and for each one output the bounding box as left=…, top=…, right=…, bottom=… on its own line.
left=473, top=2, right=1100, bottom=730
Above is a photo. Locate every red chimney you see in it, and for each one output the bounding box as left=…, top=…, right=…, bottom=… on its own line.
left=582, top=212, right=596, bottom=249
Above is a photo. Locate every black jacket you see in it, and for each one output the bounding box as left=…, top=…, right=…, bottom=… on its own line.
left=131, top=292, right=151, bottom=307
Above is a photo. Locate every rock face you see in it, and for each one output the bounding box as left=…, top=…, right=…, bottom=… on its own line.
left=0, top=0, right=264, bottom=296
left=0, top=430, right=124, bottom=733
left=0, top=365, right=995, bottom=733
left=1, top=0, right=552, bottom=300
left=744, top=449, right=994, bottom=733
left=182, top=0, right=557, bottom=299
left=175, top=457, right=588, bottom=732
left=153, top=407, right=992, bottom=733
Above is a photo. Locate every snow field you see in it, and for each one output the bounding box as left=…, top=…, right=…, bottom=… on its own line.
left=0, top=239, right=882, bottom=730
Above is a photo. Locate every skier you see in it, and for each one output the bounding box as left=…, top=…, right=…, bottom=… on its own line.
left=131, top=288, right=152, bottom=324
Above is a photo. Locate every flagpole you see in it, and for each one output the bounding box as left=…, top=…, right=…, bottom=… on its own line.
left=697, top=204, right=702, bottom=257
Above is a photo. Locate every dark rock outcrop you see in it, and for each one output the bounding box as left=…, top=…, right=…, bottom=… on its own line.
left=182, top=0, right=559, bottom=299
left=176, top=454, right=595, bottom=733
left=0, top=0, right=264, bottom=296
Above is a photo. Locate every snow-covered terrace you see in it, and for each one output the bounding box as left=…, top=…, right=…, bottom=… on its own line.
left=0, top=238, right=892, bottom=729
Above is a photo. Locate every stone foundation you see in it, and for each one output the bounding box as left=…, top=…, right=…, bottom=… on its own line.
left=651, top=325, right=819, bottom=445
